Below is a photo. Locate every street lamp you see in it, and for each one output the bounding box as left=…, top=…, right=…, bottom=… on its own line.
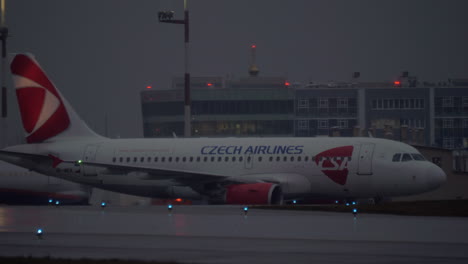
left=158, top=0, right=191, bottom=137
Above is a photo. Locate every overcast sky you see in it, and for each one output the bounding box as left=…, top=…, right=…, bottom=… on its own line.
left=2, top=0, right=468, bottom=142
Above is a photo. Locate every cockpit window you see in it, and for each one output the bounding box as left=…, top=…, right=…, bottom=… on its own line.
left=392, top=153, right=401, bottom=162
left=401, top=153, right=413, bottom=162
left=411, top=154, right=426, bottom=161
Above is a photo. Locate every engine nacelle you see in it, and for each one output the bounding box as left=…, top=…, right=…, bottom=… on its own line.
left=225, top=183, right=283, bottom=205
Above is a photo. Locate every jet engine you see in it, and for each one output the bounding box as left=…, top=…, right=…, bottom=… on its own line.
left=225, top=183, right=283, bottom=205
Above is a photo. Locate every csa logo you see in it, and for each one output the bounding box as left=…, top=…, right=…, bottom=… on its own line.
left=11, top=55, right=70, bottom=143
left=314, top=146, right=354, bottom=185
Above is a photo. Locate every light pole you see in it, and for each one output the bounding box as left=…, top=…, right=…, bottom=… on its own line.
left=158, top=0, right=191, bottom=137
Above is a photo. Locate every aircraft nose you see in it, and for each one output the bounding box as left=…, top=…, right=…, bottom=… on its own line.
left=426, top=164, right=446, bottom=190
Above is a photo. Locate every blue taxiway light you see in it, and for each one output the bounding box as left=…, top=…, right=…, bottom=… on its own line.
left=168, top=204, right=173, bottom=209
left=346, top=203, right=350, bottom=206
left=353, top=208, right=357, bottom=213
left=37, top=228, right=43, bottom=234
left=48, top=199, right=53, bottom=204
left=101, top=202, right=107, bottom=207
left=352, top=201, right=356, bottom=205
left=335, top=200, right=339, bottom=204
left=292, top=200, right=297, bottom=204
left=55, top=201, right=60, bottom=205
left=243, top=207, right=248, bottom=212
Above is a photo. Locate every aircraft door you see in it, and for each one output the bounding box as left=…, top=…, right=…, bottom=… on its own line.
left=244, top=154, right=253, bottom=169
left=83, top=145, right=99, bottom=176
left=357, top=143, right=375, bottom=175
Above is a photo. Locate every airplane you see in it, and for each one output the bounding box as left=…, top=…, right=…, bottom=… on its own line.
left=0, top=54, right=446, bottom=205
left=0, top=161, right=90, bottom=205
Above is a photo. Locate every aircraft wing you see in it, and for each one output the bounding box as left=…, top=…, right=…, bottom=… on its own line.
left=80, top=161, right=231, bottom=185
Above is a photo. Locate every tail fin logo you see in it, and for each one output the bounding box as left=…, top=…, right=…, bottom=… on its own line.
left=11, top=54, right=70, bottom=143
left=315, top=146, right=354, bottom=185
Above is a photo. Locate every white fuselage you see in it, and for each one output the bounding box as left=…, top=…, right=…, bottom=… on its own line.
left=2, top=136, right=446, bottom=202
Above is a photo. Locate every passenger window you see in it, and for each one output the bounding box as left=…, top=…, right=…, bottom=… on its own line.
left=276, top=156, right=280, bottom=162
left=168, top=157, right=173, bottom=162
left=147, top=157, right=151, bottom=162
left=211, top=157, right=215, bottom=162
left=247, top=156, right=251, bottom=162
left=203, top=157, right=208, bottom=162
left=126, top=157, right=130, bottom=162
left=182, top=157, right=186, bottom=162
left=392, top=153, right=401, bottom=162
left=269, top=156, right=273, bottom=162
left=112, top=157, right=116, bottom=163
left=305, top=156, right=309, bottom=162
left=189, top=157, right=193, bottom=162
left=161, top=157, right=165, bottom=162
left=218, top=157, right=222, bottom=162
left=402, top=153, right=412, bottom=162
left=175, top=157, right=179, bottom=162
left=298, top=156, right=302, bottom=162
left=232, top=157, right=236, bottom=162
left=140, top=157, right=144, bottom=162
left=119, top=157, right=123, bottom=162
left=154, top=157, right=158, bottom=162
left=283, top=156, right=287, bottom=162
left=133, top=157, right=137, bottom=162
left=225, top=157, right=229, bottom=162
left=239, top=157, right=244, bottom=162
left=258, top=157, right=262, bottom=162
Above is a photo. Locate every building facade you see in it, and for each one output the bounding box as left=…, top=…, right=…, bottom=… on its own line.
left=141, top=77, right=468, bottom=152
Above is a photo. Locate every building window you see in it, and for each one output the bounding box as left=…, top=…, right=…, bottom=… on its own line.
left=442, top=96, right=454, bottom=107
left=463, top=119, right=468, bottom=128
left=298, top=120, right=309, bottom=130
left=298, top=98, right=309, bottom=109
left=338, top=120, right=348, bottom=129
left=463, top=97, right=468, bottom=107
left=318, top=120, right=329, bottom=129
left=337, top=98, right=348, bottom=108
left=443, top=138, right=454, bottom=149
left=443, top=119, right=454, bottom=128
left=318, top=98, right=328, bottom=108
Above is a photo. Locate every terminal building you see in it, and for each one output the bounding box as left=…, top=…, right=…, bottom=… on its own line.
left=141, top=76, right=468, bottom=151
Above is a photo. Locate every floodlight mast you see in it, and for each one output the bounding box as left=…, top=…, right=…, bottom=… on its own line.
left=158, top=0, right=191, bottom=137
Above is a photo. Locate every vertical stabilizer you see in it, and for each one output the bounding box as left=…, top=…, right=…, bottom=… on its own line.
left=10, top=54, right=101, bottom=143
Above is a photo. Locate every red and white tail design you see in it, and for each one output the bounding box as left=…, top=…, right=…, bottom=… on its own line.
left=10, top=54, right=100, bottom=143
